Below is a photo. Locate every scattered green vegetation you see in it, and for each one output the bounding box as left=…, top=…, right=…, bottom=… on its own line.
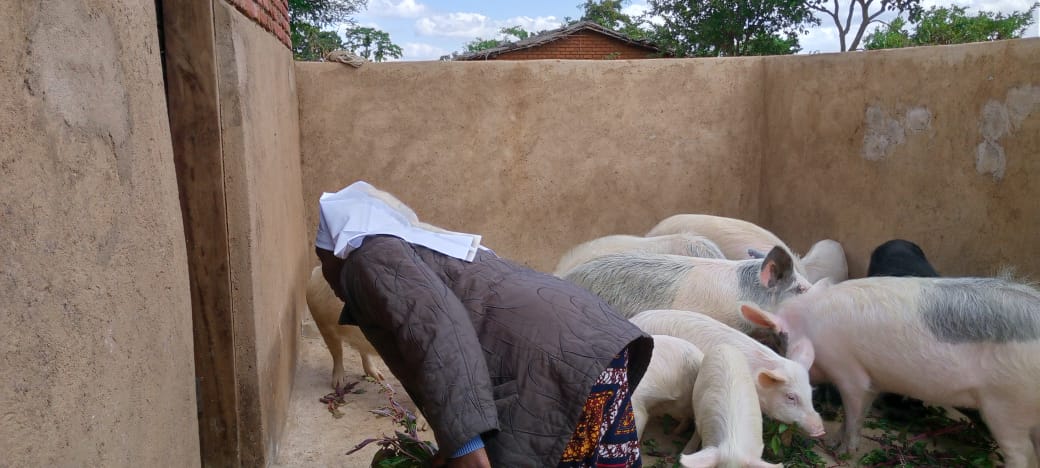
left=762, top=418, right=826, bottom=467
left=859, top=403, right=999, bottom=467
left=641, top=390, right=1001, bottom=467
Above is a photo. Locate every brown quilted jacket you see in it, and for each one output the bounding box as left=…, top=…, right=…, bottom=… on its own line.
left=338, top=235, right=652, bottom=467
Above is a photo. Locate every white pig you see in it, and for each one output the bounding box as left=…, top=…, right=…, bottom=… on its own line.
left=801, top=239, right=848, bottom=284
left=630, top=309, right=824, bottom=436
left=307, top=265, right=384, bottom=387
left=631, top=335, right=705, bottom=442
left=742, top=277, right=1040, bottom=468
left=681, top=343, right=782, bottom=468
left=646, top=214, right=809, bottom=282
left=564, top=247, right=808, bottom=333
left=553, top=233, right=725, bottom=277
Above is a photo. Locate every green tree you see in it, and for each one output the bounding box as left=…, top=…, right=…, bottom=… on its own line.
left=289, top=0, right=366, bottom=27
left=289, top=0, right=403, bottom=62
left=574, top=0, right=647, bottom=39
left=290, top=0, right=366, bottom=60
left=467, top=25, right=534, bottom=52
left=499, top=26, right=533, bottom=41
left=292, top=22, right=347, bottom=61
left=341, top=26, right=404, bottom=61
left=646, top=0, right=815, bottom=57
left=865, top=4, right=1040, bottom=50
left=863, top=16, right=912, bottom=49
left=463, top=38, right=505, bottom=52
left=808, top=0, right=923, bottom=52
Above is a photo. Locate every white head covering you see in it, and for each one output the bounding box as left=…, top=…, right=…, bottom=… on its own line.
left=315, top=181, right=483, bottom=261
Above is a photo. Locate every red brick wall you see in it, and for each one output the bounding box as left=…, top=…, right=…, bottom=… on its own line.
left=224, top=0, right=291, bottom=48
left=491, top=32, right=659, bottom=60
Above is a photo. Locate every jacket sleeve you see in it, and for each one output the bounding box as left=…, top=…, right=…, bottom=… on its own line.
left=341, top=236, right=499, bottom=456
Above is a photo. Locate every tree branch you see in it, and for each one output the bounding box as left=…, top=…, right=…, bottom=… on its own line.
left=840, top=0, right=856, bottom=36
left=849, top=0, right=874, bottom=50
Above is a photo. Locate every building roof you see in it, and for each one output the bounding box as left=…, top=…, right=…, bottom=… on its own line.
left=454, top=21, right=662, bottom=61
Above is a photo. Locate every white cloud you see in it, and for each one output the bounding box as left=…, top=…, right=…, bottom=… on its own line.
left=499, top=15, right=564, bottom=34
left=367, top=0, right=427, bottom=18
left=402, top=42, right=449, bottom=60
left=416, top=12, right=495, bottom=38
left=619, top=2, right=668, bottom=27
left=415, top=12, right=563, bottom=39
left=621, top=2, right=649, bottom=17
left=798, top=19, right=843, bottom=54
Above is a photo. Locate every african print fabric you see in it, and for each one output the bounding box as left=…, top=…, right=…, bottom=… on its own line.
left=558, top=349, right=642, bottom=468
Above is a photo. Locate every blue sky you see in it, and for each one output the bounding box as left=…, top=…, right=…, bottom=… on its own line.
left=343, top=0, right=1040, bottom=61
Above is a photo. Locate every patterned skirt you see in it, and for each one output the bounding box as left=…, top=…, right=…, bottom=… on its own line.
left=558, top=348, right=642, bottom=468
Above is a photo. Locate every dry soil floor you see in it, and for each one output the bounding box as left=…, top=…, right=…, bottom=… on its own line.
left=273, top=318, right=415, bottom=468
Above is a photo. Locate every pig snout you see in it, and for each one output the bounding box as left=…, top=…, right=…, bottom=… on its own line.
left=786, top=408, right=825, bottom=438
left=802, top=413, right=826, bottom=438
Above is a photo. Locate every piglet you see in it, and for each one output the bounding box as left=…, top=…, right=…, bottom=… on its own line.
left=743, top=276, right=1040, bottom=467
left=553, top=233, right=724, bottom=277
left=802, top=239, right=848, bottom=283
left=630, top=335, right=704, bottom=442
left=306, top=265, right=384, bottom=387
left=645, top=214, right=811, bottom=286
left=866, top=239, right=939, bottom=277
left=564, top=248, right=807, bottom=336
left=680, top=343, right=781, bottom=468
left=630, top=309, right=824, bottom=437
left=865, top=239, right=949, bottom=417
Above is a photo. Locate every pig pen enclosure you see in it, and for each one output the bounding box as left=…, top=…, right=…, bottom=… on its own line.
left=281, top=39, right=1040, bottom=468
left=9, top=3, right=1038, bottom=467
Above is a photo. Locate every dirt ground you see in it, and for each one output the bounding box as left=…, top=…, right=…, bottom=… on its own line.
left=273, top=318, right=417, bottom=468
left=274, top=318, right=988, bottom=468
left=270, top=320, right=698, bottom=468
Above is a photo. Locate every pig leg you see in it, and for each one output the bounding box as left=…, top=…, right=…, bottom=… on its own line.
left=633, top=401, right=649, bottom=442
left=834, top=380, right=878, bottom=454
left=316, top=326, right=347, bottom=390
left=980, top=403, right=1038, bottom=468
left=1032, top=426, right=1039, bottom=460
left=681, top=429, right=701, bottom=454
left=359, top=352, right=385, bottom=381
left=670, top=416, right=692, bottom=435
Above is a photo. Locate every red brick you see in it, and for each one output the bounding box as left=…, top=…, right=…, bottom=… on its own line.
left=220, top=0, right=291, bottom=49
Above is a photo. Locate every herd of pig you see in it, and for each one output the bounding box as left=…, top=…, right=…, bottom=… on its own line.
left=306, top=214, right=1040, bottom=468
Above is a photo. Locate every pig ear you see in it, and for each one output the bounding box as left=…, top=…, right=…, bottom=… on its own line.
left=679, top=447, right=719, bottom=468
left=757, top=368, right=788, bottom=387
left=759, top=246, right=794, bottom=289
left=809, top=278, right=833, bottom=292
left=747, top=248, right=767, bottom=259
left=787, top=339, right=815, bottom=369
left=740, top=303, right=785, bottom=332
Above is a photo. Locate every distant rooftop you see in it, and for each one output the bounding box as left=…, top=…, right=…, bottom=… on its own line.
left=454, top=21, right=663, bottom=61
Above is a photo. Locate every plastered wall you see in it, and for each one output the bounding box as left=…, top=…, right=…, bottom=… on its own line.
left=213, top=1, right=309, bottom=464
left=298, top=40, right=1039, bottom=280
left=297, top=58, right=767, bottom=270
left=761, top=39, right=1040, bottom=278
left=0, top=1, right=200, bottom=465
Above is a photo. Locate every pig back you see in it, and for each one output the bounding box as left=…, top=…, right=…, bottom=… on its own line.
left=692, top=343, right=763, bottom=449
left=553, top=233, right=723, bottom=277
left=788, top=276, right=1040, bottom=401
left=631, top=309, right=775, bottom=369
